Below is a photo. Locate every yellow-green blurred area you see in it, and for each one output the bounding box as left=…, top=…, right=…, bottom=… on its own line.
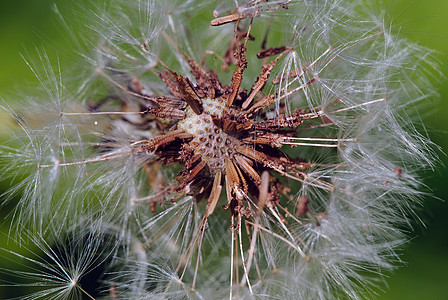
left=0, top=0, right=447, bottom=299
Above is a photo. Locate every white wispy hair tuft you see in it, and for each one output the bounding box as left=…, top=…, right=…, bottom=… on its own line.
left=0, top=216, right=149, bottom=299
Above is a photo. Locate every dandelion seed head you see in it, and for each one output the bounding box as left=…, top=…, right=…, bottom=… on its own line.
left=69, top=279, right=77, bottom=288
left=178, top=97, right=242, bottom=172
left=0, top=0, right=440, bottom=299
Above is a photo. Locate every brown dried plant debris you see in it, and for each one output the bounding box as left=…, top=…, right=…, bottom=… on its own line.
left=91, top=10, right=329, bottom=260
left=124, top=31, right=316, bottom=218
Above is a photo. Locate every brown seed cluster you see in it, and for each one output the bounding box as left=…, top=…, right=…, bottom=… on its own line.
left=81, top=1, right=331, bottom=228
left=125, top=12, right=314, bottom=216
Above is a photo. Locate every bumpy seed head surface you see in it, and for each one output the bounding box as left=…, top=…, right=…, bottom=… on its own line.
left=178, top=97, right=242, bottom=173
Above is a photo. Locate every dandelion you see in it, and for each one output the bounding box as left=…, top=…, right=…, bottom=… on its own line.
left=0, top=217, right=148, bottom=299
left=0, top=0, right=439, bottom=299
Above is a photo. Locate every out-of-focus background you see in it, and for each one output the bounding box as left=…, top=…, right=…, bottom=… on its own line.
left=0, top=0, right=447, bottom=299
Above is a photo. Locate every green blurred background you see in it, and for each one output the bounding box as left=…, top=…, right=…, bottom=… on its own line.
left=0, top=0, right=447, bottom=299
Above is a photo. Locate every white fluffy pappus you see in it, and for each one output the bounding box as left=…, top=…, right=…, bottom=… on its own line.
left=0, top=217, right=149, bottom=299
